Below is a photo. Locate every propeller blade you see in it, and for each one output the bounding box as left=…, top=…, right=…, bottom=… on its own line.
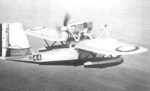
left=87, top=22, right=93, bottom=32
left=55, top=24, right=62, bottom=31
left=55, top=13, right=71, bottom=35
left=63, top=13, right=71, bottom=26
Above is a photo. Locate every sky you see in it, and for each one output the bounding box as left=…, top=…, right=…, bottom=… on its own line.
left=0, top=0, right=149, bottom=44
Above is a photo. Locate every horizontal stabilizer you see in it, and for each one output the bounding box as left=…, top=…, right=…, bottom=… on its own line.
left=75, top=38, right=148, bottom=56
left=4, top=46, right=22, bottom=49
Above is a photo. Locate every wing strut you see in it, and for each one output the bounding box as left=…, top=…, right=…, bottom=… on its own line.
left=39, top=39, right=69, bottom=52
left=44, top=39, right=50, bottom=47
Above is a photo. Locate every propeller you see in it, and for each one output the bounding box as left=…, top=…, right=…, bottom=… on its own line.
left=54, top=13, right=71, bottom=43
left=63, top=13, right=71, bottom=26
left=55, top=13, right=71, bottom=33
left=87, top=21, right=93, bottom=32
left=55, top=24, right=62, bottom=31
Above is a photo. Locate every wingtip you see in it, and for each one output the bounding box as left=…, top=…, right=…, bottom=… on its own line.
left=141, top=47, right=148, bottom=53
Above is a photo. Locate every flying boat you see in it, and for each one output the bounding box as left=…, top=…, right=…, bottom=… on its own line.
left=0, top=14, right=148, bottom=68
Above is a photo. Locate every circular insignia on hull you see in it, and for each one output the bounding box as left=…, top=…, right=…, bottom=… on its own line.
left=115, top=45, right=139, bottom=52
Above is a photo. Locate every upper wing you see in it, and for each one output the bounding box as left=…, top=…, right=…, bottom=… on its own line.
left=75, top=38, right=148, bottom=56
left=25, top=27, right=68, bottom=41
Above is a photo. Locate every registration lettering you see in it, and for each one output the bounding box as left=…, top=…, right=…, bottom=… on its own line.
left=30, top=54, right=42, bottom=61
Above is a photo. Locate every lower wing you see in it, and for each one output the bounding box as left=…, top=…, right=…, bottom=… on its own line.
left=75, top=38, right=148, bottom=56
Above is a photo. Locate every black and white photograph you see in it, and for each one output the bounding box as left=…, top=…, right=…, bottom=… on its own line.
left=0, top=0, right=149, bottom=91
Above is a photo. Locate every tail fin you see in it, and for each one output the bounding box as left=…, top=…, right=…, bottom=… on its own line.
left=0, top=23, right=32, bottom=57
left=0, top=23, right=9, bottom=57
left=0, top=24, right=3, bottom=56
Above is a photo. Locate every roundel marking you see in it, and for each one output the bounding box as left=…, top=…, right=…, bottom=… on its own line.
left=115, top=45, right=139, bottom=52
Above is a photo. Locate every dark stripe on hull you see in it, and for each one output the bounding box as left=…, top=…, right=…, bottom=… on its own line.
left=0, top=24, right=2, bottom=56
